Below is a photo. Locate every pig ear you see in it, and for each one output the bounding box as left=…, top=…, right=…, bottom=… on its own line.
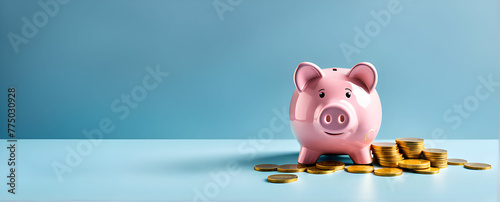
left=347, top=62, right=378, bottom=92
left=294, top=62, right=324, bottom=93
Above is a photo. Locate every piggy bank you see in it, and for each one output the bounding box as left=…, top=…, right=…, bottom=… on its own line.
left=289, top=62, right=382, bottom=165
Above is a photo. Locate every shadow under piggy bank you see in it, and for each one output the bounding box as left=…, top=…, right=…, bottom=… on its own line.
left=246, top=152, right=356, bottom=166
left=128, top=152, right=357, bottom=176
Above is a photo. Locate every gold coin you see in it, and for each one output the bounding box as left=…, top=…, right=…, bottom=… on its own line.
left=374, top=168, right=403, bottom=176
left=373, top=154, right=402, bottom=159
left=430, top=160, right=448, bottom=163
left=464, top=163, right=491, bottom=170
left=398, top=159, right=430, bottom=169
left=400, top=149, right=424, bottom=152
left=429, top=159, right=448, bottom=162
left=422, top=148, right=447, bottom=154
left=378, top=160, right=404, bottom=165
left=424, top=154, right=448, bottom=158
left=397, top=141, right=425, bottom=145
left=447, top=158, right=467, bottom=165
left=378, top=160, right=404, bottom=164
left=397, top=141, right=424, bottom=145
left=378, top=164, right=399, bottom=168
left=377, top=161, right=398, bottom=164
left=373, top=152, right=403, bottom=156
left=434, top=164, right=448, bottom=169
left=375, top=157, right=404, bottom=162
left=373, top=152, right=401, bottom=157
left=372, top=142, right=398, bottom=149
left=396, top=137, right=424, bottom=143
left=277, top=164, right=306, bottom=172
left=372, top=148, right=399, bottom=152
left=373, top=145, right=399, bottom=149
left=267, top=174, right=298, bottom=183
left=346, top=165, right=374, bottom=173
left=254, top=164, right=278, bottom=171
left=424, top=153, right=448, bottom=159
left=425, top=157, right=448, bottom=160
left=377, top=156, right=404, bottom=160
left=414, top=167, right=439, bottom=174
left=378, top=163, right=399, bottom=166
left=306, top=167, right=335, bottom=174
left=375, top=152, right=403, bottom=156
left=373, top=150, right=400, bottom=154
left=430, top=162, right=448, bottom=166
left=316, top=161, right=345, bottom=170
left=424, top=155, right=448, bottom=159
left=404, top=156, right=423, bottom=160
left=399, top=146, right=425, bottom=149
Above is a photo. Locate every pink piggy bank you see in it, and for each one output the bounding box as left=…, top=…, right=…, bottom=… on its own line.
left=289, top=62, right=382, bottom=165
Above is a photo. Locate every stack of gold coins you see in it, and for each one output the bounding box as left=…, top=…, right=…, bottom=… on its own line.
left=395, top=138, right=425, bottom=159
left=371, top=142, right=404, bottom=168
left=422, top=148, right=448, bottom=168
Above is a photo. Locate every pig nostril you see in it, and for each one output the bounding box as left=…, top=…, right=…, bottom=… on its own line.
left=325, top=115, right=331, bottom=123
left=338, top=114, right=345, bottom=124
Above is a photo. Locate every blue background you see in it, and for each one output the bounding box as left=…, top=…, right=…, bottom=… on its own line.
left=0, top=0, right=498, bottom=139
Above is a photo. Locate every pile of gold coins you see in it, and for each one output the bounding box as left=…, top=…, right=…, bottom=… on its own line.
left=255, top=137, right=492, bottom=183
left=373, top=137, right=491, bottom=175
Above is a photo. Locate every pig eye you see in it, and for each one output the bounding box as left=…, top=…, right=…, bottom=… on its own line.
left=319, top=92, right=325, bottom=98
left=346, top=92, right=351, bottom=98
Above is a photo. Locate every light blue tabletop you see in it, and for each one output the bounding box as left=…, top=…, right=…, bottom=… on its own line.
left=0, top=139, right=497, bottom=201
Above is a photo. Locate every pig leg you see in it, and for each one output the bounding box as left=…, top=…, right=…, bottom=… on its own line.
left=349, top=146, right=372, bottom=164
left=298, top=147, right=322, bottom=164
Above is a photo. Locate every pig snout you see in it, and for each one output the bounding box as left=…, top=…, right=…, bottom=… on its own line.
left=319, top=105, right=355, bottom=135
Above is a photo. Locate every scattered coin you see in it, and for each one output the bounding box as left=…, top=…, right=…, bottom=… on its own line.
left=346, top=165, right=374, bottom=173
left=307, top=167, right=335, bottom=174
left=464, top=163, right=491, bottom=170
left=374, top=168, right=403, bottom=177
left=447, top=158, right=467, bottom=165
left=254, top=164, right=279, bottom=171
left=413, top=167, right=439, bottom=174
left=277, top=164, right=306, bottom=172
left=398, top=159, right=430, bottom=169
left=256, top=138, right=491, bottom=182
left=267, top=174, right=298, bottom=183
left=316, top=161, right=345, bottom=171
